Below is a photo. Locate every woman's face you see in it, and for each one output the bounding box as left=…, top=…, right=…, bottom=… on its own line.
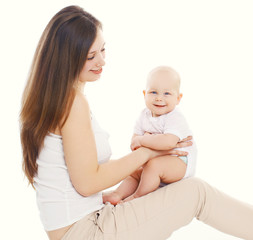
left=79, top=29, right=106, bottom=83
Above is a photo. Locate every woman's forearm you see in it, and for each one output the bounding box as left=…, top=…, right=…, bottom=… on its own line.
left=77, top=147, right=152, bottom=196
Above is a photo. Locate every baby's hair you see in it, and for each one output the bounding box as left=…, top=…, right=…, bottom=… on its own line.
left=146, top=66, right=181, bottom=93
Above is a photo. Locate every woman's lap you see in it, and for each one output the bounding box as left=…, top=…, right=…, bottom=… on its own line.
left=62, top=177, right=253, bottom=239
left=99, top=177, right=200, bottom=240
left=62, top=177, right=202, bottom=240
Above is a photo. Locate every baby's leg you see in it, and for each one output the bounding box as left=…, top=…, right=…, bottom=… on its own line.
left=103, top=168, right=143, bottom=205
left=125, top=155, right=186, bottom=201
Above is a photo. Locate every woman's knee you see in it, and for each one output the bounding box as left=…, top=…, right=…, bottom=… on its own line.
left=183, top=177, right=205, bottom=185
left=181, top=177, right=208, bottom=193
left=181, top=177, right=211, bottom=218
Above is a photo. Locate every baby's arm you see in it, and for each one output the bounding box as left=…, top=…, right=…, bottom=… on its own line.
left=131, top=133, right=180, bottom=151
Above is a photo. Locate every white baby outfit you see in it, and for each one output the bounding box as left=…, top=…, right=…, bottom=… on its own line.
left=134, top=107, right=197, bottom=178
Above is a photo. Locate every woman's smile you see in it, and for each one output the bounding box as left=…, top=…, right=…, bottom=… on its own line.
left=90, top=68, right=103, bottom=74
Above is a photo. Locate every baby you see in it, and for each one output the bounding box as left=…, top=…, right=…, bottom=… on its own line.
left=103, top=66, right=197, bottom=205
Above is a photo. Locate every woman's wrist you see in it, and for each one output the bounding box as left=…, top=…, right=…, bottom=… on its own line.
left=138, top=147, right=158, bottom=161
left=134, top=147, right=153, bottom=163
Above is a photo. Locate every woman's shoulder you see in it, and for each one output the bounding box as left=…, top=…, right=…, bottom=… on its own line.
left=67, top=92, right=92, bottom=121
left=72, top=92, right=90, bottom=111
left=61, top=92, right=91, bottom=133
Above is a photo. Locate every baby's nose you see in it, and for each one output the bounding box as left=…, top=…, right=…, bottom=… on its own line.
left=155, top=95, right=163, bottom=101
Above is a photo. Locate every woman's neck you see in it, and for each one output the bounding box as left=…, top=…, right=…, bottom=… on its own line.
left=75, top=81, right=85, bottom=93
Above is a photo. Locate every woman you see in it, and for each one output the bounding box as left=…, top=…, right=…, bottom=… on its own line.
left=20, top=5, right=253, bottom=240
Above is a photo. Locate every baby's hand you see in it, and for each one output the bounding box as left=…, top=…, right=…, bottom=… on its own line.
left=130, top=136, right=143, bottom=151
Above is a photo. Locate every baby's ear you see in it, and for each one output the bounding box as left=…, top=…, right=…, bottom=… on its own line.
left=143, top=90, right=146, bottom=96
left=177, top=93, right=183, bottom=104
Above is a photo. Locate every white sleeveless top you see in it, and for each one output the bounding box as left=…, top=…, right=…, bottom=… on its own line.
left=33, top=115, right=112, bottom=231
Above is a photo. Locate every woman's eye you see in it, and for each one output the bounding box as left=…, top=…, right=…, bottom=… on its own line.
left=87, top=55, right=95, bottom=60
left=101, top=48, right=105, bottom=52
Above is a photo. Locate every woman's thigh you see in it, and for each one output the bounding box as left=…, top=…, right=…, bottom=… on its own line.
left=63, top=177, right=253, bottom=239
left=96, top=177, right=201, bottom=240
left=61, top=178, right=200, bottom=240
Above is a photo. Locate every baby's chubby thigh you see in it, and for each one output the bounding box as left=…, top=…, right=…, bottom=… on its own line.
left=144, top=155, right=187, bottom=184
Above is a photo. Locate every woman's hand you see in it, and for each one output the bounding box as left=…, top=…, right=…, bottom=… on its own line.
left=176, top=136, right=193, bottom=148
left=169, top=136, right=193, bottom=156
left=143, top=135, right=193, bottom=159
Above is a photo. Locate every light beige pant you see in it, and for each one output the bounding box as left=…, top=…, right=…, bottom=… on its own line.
left=62, top=178, right=253, bottom=240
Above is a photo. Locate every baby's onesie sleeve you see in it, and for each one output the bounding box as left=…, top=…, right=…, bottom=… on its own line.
left=163, top=110, right=191, bottom=141
left=133, top=110, right=146, bottom=135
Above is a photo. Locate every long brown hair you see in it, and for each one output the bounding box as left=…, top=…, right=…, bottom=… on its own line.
left=20, top=5, right=102, bottom=186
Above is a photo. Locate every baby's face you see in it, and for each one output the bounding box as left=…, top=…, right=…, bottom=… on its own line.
left=144, top=71, right=182, bottom=117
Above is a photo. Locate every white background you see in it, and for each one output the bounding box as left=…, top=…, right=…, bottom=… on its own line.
left=0, top=0, right=253, bottom=239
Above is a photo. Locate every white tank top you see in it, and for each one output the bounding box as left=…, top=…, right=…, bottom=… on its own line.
left=33, top=115, right=112, bottom=231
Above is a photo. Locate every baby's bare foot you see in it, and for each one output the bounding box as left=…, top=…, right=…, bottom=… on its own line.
left=102, top=191, right=122, bottom=205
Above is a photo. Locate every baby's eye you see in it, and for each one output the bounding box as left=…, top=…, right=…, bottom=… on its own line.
left=164, top=92, right=170, bottom=96
left=150, top=91, right=157, bottom=94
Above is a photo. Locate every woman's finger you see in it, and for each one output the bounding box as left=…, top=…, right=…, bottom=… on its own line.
left=167, top=150, right=188, bottom=156
left=176, top=140, right=193, bottom=148
left=179, top=135, right=192, bottom=143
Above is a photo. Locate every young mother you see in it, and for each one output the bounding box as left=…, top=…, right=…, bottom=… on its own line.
left=20, top=5, right=253, bottom=240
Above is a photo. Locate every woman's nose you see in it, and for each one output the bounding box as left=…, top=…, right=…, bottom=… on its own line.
left=96, top=52, right=105, bottom=67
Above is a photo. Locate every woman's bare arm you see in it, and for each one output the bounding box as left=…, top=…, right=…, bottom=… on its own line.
left=61, top=93, right=170, bottom=197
